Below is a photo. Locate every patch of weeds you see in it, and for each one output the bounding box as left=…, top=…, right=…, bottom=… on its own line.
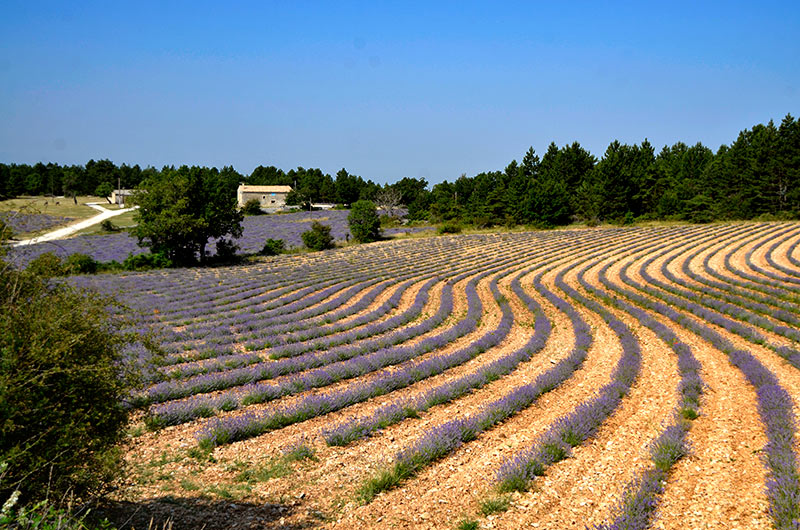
left=479, top=494, right=511, bottom=516
left=282, top=440, right=317, bottom=462
left=150, top=451, right=172, bottom=468
left=135, top=465, right=156, bottom=485
left=236, top=458, right=291, bottom=484
left=204, top=483, right=252, bottom=501
left=127, top=424, right=147, bottom=438
left=187, top=446, right=216, bottom=463
left=456, top=517, right=480, bottom=530
left=180, top=478, right=201, bottom=491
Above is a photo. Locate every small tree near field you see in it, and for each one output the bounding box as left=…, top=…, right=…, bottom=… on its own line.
left=348, top=200, right=381, bottom=243
left=301, top=221, right=334, bottom=251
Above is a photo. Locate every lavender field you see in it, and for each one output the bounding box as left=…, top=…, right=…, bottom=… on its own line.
left=76, top=223, right=800, bottom=530
left=7, top=209, right=433, bottom=266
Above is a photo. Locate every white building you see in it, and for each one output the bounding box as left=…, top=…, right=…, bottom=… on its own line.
left=237, top=185, right=293, bottom=212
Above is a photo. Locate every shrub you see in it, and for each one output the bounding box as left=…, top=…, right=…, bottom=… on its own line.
left=100, top=219, right=119, bottom=232
left=214, top=238, right=239, bottom=261
left=260, top=238, right=286, bottom=256
left=122, top=252, right=172, bottom=271
left=438, top=221, right=462, bottom=234
left=65, top=253, right=98, bottom=274
left=347, top=200, right=381, bottom=243
left=0, top=259, right=141, bottom=503
left=242, top=198, right=264, bottom=216
left=25, top=252, right=66, bottom=277
left=301, top=221, right=334, bottom=251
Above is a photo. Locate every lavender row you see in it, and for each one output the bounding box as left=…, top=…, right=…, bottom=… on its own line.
left=586, top=256, right=706, bottom=529
left=701, top=232, right=800, bottom=306
left=743, top=225, right=800, bottom=286
left=615, top=251, right=800, bottom=529
left=159, top=239, right=553, bottom=426
left=153, top=231, right=584, bottom=384
left=721, top=224, right=800, bottom=295
left=641, top=248, right=800, bottom=369
left=351, top=228, right=671, bottom=499
left=160, top=277, right=423, bottom=381
left=319, top=229, right=661, bottom=448
left=764, top=229, right=800, bottom=279
left=141, top=276, right=446, bottom=408
left=685, top=228, right=800, bottom=317
left=162, top=234, right=583, bottom=376
left=194, top=273, right=511, bottom=447
left=492, top=254, right=643, bottom=493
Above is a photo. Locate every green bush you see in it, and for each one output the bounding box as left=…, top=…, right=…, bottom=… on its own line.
left=241, top=198, right=264, bottom=216
left=0, top=260, right=141, bottom=503
left=214, top=238, right=239, bottom=261
left=65, top=253, right=98, bottom=274
left=301, top=221, right=334, bottom=251
left=260, top=238, right=286, bottom=256
left=122, top=252, right=172, bottom=271
left=438, top=221, right=462, bottom=234
left=347, top=200, right=381, bottom=243
left=100, top=219, right=119, bottom=232
left=25, top=252, right=67, bottom=277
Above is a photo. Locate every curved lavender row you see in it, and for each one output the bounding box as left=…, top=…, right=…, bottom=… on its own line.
left=665, top=235, right=800, bottom=332
left=682, top=228, right=800, bottom=318
left=702, top=236, right=800, bottom=306
left=319, top=229, right=661, bottom=447
left=161, top=277, right=422, bottom=381
left=239, top=237, right=546, bottom=356
left=194, top=271, right=513, bottom=446
left=721, top=224, right=800, bottom=295
left=148, top=233, right=588, bottom=401
left=764, top=230, right=800, bottom=279
left=169, top=237, right=482, bottom=337
left=184, top=231, right=652, bottom=428
left=613, top=223, right=800, bottom=367
left=615, top=251, right=800, bottom=529
left=88, top=233, right=488, bottom=322
left=352, top=250, right=608, bottom=503
left=161, top=276, right=377, bottom=361
left=744, top=224, right=800, bottom=286
left=155, top=236, right=521, bottom=348
left=141, top=276, right=444, bottom=406
left=680, top=247, right=800, bottom=325
left=644, top=248, right=800, bottom=369
left=184, top=278, right=380, bottom=350
left=322, top=259, right=571, bottom=446
left=787, top=237, right=800, bottom=270
left=586, top=261, right=704, bottom=530
left=180, top=232, right=608, bottom=435
left=156, top=235, right=563, bottom=426
left=350, top=229, right=670, bottom=500
left=493, top=253, right=643, bottom=493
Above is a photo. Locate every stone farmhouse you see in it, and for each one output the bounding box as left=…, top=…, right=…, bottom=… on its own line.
left=237, top=185, right=293, bottom=212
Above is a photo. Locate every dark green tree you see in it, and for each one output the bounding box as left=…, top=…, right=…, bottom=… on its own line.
left=131, top=166, right=243, bottom=264
left=249, top=165, right=290, bottom=186
left=301, top=221, right=334, bottom=251
left=348, top=200, right=381, bottom=243
left=335, top=168, right=363, bottom=206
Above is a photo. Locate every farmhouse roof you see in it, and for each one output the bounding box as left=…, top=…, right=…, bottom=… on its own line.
left=239, top=185, right=293, bottom=193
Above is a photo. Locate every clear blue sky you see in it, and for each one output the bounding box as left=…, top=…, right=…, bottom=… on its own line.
left=1, top=1, right=798, bottom=184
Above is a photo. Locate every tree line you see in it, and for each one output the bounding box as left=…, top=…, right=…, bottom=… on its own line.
left=2, top=114, right=798, bottom=224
